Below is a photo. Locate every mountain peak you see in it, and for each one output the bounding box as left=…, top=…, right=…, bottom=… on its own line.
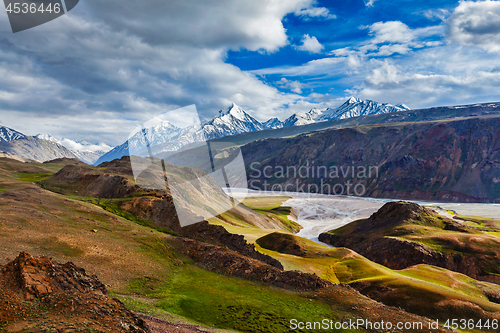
left=346, top=96, right=361, bottom=104
left=219, top=103, right=248, bottom=121
left=397, top=104, right=411, bottom=110
left=0, top=125, right=26, bottom=143
left=153, top=121, right=177, bottom=131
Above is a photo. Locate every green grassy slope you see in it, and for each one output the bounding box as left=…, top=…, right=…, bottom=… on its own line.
left=1, top=158, right=447, bottom=333
left=255, top=232, right=500, bottom=326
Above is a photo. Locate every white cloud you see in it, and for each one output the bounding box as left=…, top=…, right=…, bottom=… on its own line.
left=356, top=47, right=500, bottom=108
left=368, top=21, right=415, bottom=44
left=297, top=34, right=324, bottom=53
left=334, top=21, right=444, bottom=57
left=0, top=0, right=314, bottom=143
left=294, top=6, right=336, bottom=20
left=447, top=0, right=500, bottom=52
left=277, top=78, right=305, bottom=93
left=364, top=0, right=376, bottom=8
left=422, top=9, right=450, bottom=21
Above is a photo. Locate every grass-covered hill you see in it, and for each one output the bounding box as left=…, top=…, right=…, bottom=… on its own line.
left=256, top=231, right=500, bottom=324
left=0, top=157, right=451, bottom=332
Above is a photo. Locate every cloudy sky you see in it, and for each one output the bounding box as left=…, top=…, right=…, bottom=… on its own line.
left=0, top=0, right=500, bottom=145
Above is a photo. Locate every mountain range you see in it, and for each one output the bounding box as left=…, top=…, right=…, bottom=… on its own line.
left=34, top=134, right=112, bottom=164
left=0, top=97, right=410, bottom=165
left=0, top=126, right=112, bottom=163
left=95, top=97, right=409, bottom=165
left=0, top=136, right=77, bottom=162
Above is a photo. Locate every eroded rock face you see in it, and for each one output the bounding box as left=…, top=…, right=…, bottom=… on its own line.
left=242, top=117, right=500, bottom=202
left=2, top=252, right=107, bottom=301
left=175, top=238, right=331, bottom=291
left=0, top=252, right=150, bottom=333
left=181, top=221, right=284, bottom=269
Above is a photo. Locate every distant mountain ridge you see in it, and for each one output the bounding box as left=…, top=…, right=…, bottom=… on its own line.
left=318, top=97, right=410, bottom=121
left=0, top=136, right=77, bottom=162
left=96, top=97, right=407, bottom=165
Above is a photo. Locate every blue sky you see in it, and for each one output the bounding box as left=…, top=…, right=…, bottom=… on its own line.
left=0, top=0, right=500, bottom=145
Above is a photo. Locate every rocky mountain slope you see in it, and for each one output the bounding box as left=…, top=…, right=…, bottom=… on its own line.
left=0, top=136, right=77, bottom=162
left=0, top=252, right=149, bottom=332
left=0, top=151, right=38, bottom=163
left=319, top=201, right=500, bottom=284
left=241, top=116, right=500, bottom=202
left=35, top=134, right=112, bottom=164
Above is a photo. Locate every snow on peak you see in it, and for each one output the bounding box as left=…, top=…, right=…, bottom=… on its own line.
left=283, top=108, right=325, bottom=127
left=346, top=96, right=360, bottom=104
left=0, top=125, right=26, bottom=143
left=153, top=121, right=177, bottom=131
left=263, top=117, right=284, bottom=129
left=218, top=103, right=249, bottom=121
left=34, top=133, right=113, bottom=164
left=318, top=97, right=409, bottom=121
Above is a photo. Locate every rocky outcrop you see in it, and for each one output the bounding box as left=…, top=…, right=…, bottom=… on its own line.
left=319, top=202, right=500, bottom=284
left=175, top=238, right=330, bottom=290
left=0, top=252, right=150, bottom=332
left=181, top=221, right=283, bottom=269
left=48, top=164, right=139, bottom=198
left=2, top=252, right=107, bottom=301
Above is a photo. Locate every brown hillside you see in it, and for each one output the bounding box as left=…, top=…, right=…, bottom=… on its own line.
left=0, top=252, right=149, bottom=332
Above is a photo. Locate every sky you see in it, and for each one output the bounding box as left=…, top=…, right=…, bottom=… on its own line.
left=0, top=0, right=500, bottom=145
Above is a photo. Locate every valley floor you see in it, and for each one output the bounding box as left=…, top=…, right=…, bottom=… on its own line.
left=227, top=188, right=500, bottom=241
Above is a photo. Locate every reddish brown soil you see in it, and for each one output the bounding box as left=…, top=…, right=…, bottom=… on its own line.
left=0, top=252, right=150, bottom=332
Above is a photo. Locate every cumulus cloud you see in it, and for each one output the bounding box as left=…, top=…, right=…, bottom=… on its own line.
left=368, top=21, right=415, bottom=44
left=356, top=47, right=500, bottom=108
left=0, top=0, right=317, bottom=143
left=297, top=34, right=324, bottom=53
left=447, top=0, right=500, bottom=52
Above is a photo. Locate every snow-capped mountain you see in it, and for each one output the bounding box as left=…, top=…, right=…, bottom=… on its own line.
left=0, top=125, right=25, bottom=142
left=202, top=104, right=264, bottom=139
left=35, top=134, right=113, bottom=164
left=318, top=97, right=410, bottom=121
left=0, top=136, right=77, bottom=162
left=282, top=108, right=325, bottom=127
left=95, top=104, right=265, bottom=165
left=95, top=98, right=411, bottom=165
